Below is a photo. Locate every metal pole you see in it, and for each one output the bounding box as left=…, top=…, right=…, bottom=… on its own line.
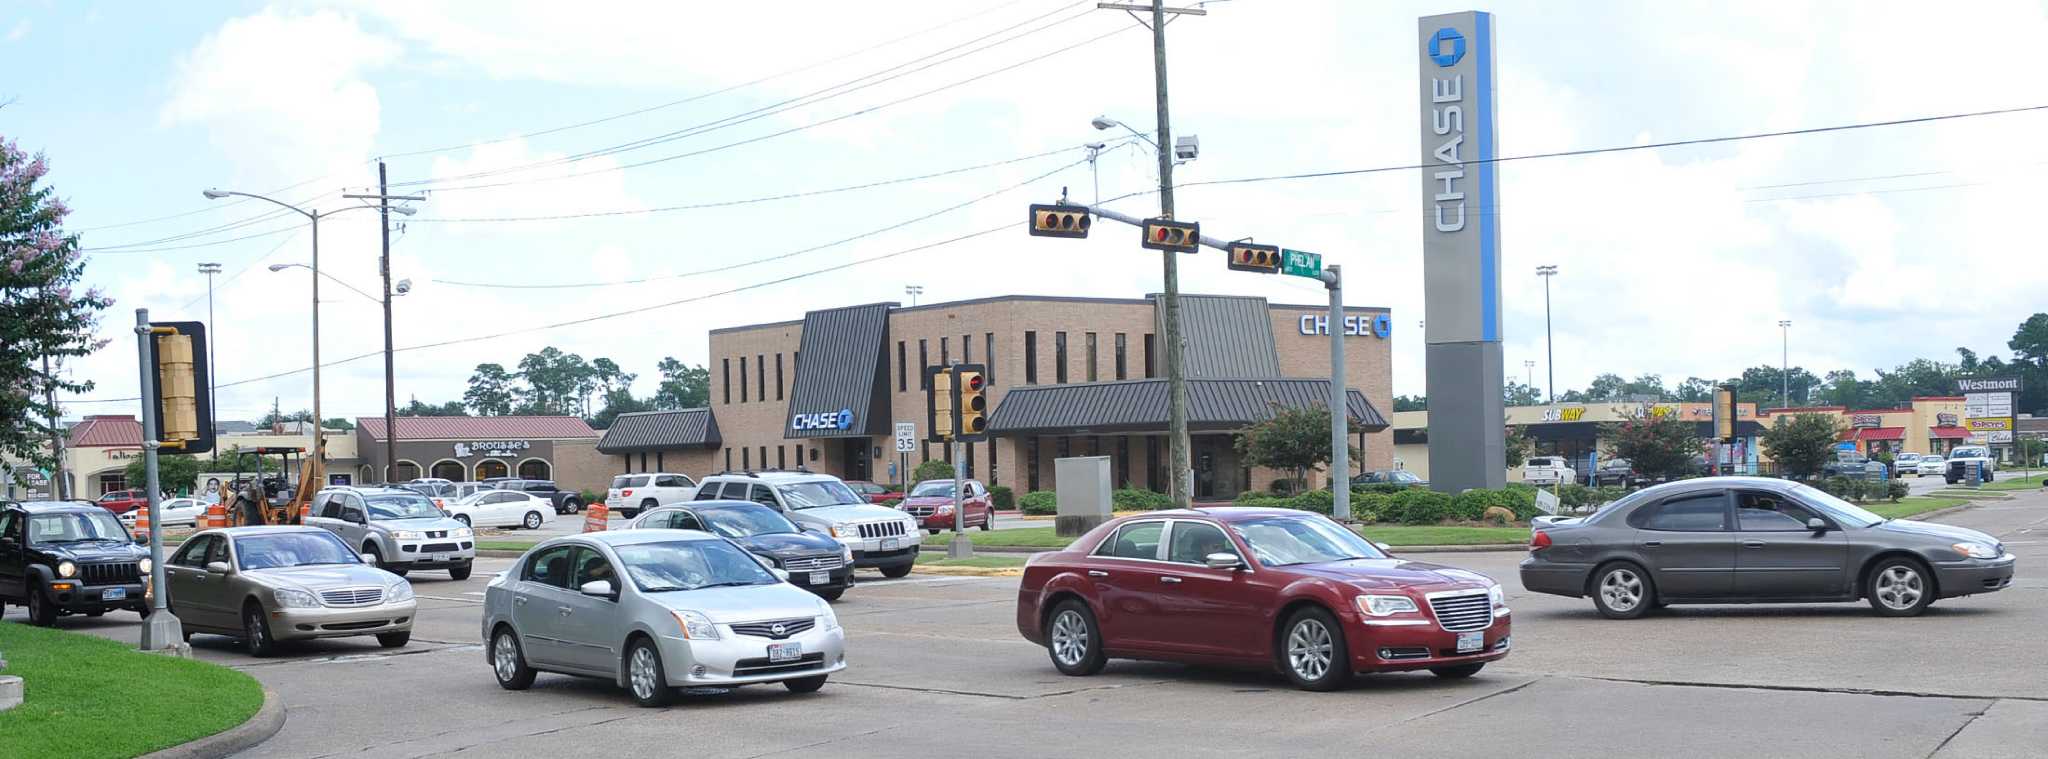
left=1324, top=266, right=1350, bottom=521
left=310, top=212, right=322, bottom=481
left=43, top=354, right=66, bottom=499
left=1780, top=321, right=1790, bottom=407
left=1151, top=0, right=1193, bottom=507
left=379, top=162, right=398, bottom=484
left=1543, top=272, right=1555, bottom=404
left=948, top=437, right=972, bottom=559
left=134, top=308, right=183, bottom=650
left=199, top=263, right=219, bottom=459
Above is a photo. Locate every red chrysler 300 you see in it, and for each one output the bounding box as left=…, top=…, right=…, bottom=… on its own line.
left=1015, top=508, right=1511, bottom=691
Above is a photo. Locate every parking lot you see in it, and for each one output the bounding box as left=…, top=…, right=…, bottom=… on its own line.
left=10, top=490, right=2042, bottom=759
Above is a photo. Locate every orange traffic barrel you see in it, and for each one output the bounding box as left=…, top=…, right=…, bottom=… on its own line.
left=582, top=502, right=609, bottom=533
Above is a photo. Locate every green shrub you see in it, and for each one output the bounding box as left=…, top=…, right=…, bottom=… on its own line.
left=1268, top=478, right=1302, bottom=496
left=1885, top=481, right=1908, bottom=502
left=1450, top=490, right=1495, bottom=521
left=1591, top=486, right=1629, bottom=506
left=879, top=498, right=902, bottom=508
left=1353, top=492, right=1392, bottom=522
left=1555, top=484, right=1594, bottom=509
left=1112, top=488, right=1175, bottom=510
left=1384, top=489, right=1453, bottom=525
left=912, top=458, right=955, bottom=483
left=579, top=489, right=604, bottom=505
left=1359, top=483, right=1410, bottom=495
left=989, top=485, right=1015, bottom=509
left=1018, top=490, right=1058, bottom=516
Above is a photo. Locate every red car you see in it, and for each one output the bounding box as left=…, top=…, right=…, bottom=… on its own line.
left=1015, top=508, right=1510, bottom=691
left=843, top=481, right=902, bottom=504
left=899, top=479, right=994, bottom=533
left=95, top=489, right=149, bottom=515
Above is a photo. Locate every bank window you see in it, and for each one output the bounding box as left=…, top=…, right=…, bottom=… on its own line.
left=778, top=446, right=787, bottom=469
left=919, top=339, right=930, bottom=389
left=1115, top=333, right=1128, bottom=380
left=941, top=336, right=950, bottom=367
left=1055, top=332, right=1068, bottom=384
left=756, top=355, right=765, bottom=402
left=775, top=354, right=784, bottom=400
left=722, top=359, right=731, bottom=404
left=984, top=333, right=996, bottom=385
left=897, top=341, right=907, bottom=392
left=742, top=447, right=751, bottom=470
left=1116, top=437, right=1131, bottom=487
left=1147, top=436, right=1161, bottom=490
left=1024, top=332, right=1038, bottom=384
left=1026, top=437, right=1040, bottom=491
left=1085, top=332, right=1098, bottom=382
left=740, top=356, right=750, bottom=403
left=1144, top=333, right=1156, bottom=378
left=725, top=449, right=732, bottom=471
left=759, top=447, right=768, bottom=472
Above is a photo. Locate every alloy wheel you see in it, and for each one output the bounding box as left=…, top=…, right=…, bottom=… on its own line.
left=629, top=645, right=661, bottom=702
left=493, top=634, right=520, bottom=683
left=1601, top=568, right=1644, bottom=612
left=1050, top=609, right=1090, bottom=667
left=1286, top=618, right=1334, bottom=681
left=1875, top=566, right=1924, bottom=611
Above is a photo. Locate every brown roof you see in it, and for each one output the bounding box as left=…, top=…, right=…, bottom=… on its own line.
left=69, top=415, right=142, bottom=447
left=356, top=416, right=598, bottom=441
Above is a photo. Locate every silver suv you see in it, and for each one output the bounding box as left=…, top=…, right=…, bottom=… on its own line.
left=307, top=486, right=477, bottom=579
left=693, top=472, right=920, bottom=578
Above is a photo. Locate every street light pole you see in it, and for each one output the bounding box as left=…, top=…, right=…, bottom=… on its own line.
left=1779, top=320, right=1792, bottom=407
left=1524, top=360, right=1535, bottom=391
left=1536, top=265, right=1558, bottom=403
left=1146, top=0, right=1194, bottom=507
left=905, top=285, right=923, bottom=307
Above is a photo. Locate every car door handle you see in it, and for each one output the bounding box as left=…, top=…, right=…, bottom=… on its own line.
left=1160, top=576, right=1182, bottom=584
left=1742, top=540, right=1766, bottom=549
left=1642, top=540, right=1663, bottom=548
left=513, top=597, right=527, bottom=606
left=557, top=606, right=573, bottom=616
left=1086, top=570, right=1108, bottom=578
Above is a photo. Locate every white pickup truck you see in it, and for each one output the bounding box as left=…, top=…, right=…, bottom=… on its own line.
left=1522, top=456, right=1578, bottom=486
left=1943, top=446, right=1996, bottom=484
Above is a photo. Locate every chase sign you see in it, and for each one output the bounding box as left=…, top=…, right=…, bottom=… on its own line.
left=791, top=408, right=855, bottom=432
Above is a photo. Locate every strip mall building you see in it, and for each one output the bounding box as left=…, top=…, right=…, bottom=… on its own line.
left=598, top=294, right=1394, bottom=500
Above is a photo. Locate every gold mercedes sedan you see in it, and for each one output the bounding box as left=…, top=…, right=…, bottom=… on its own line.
left=164, top=526, right=417, bottom=656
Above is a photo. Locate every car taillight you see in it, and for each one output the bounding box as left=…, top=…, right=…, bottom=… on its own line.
left=1530, top=531, right=1552, bottom=551
left=621, top=489, right=634, bottom=497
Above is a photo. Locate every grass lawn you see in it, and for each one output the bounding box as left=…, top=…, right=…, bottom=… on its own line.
left=921, top=527, right=1073, bottom=549
left=914, top=554, right=1030, bottom=569
left=0, top=622, right=264, bottom=759
left=1865, top=496, right=1968, bottom=520
left=476, top=539, right=543, bottom=552
left=1983, top=472, right=2048, bottom=491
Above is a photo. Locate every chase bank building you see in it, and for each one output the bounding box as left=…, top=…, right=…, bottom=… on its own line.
left=598, top=293, right=1395, bottom=501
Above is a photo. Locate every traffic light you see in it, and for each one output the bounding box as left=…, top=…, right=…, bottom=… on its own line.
left=926, top=366, right=955, bottom=442
left=1141, top=218, right=1200, bottom=253
left=955, top=364, right=988, bottom=442
left=147, top=321, right=214, bottom=455
left=1227, top=242, right=1280, bottom=274
left=1029, top=204, right=1091, bottom=239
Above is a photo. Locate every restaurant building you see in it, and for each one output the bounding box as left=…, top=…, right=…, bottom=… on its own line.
left=598, top=293, right=1395, bottom=500
left=353, top=416, right=608, bottom=489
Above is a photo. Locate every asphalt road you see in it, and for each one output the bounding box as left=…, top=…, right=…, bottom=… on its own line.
left=14, top=490, right=2045, bottom=759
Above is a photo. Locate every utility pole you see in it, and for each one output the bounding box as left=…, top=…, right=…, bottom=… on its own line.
left=345, top=169, right=424, bottom=484
left=1536, top=265, right=1558, bottom=403
left=1779, top=320, right=1792, bottom=408
left=197, top=262, right=221, bottom=456
left=43, top=354, right=65, bottom=499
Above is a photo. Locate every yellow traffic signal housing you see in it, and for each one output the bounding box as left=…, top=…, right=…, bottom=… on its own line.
left=955, top=365, right=988, bottom=442
left=147, top=321, right=214, bottom=455
left=1029, top=204, right=1091, bottom=239
left=1141, top=218, right=1200, bottom=253
left=1228, top=243, right=1280, bottom=274
left=926, top=366, right=956, bottom=442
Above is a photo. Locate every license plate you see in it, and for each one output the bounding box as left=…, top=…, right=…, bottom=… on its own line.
left=102, top=587, right=128, bottom=601
left=431, top=553, right=451, bottom=563
left=768, top=642, right=801, bottom=663
left=1455, top=631, right=1483, bottom=654
left=808, top=571, right=830, bottom=585
left=880, top=537, right=899, bottom=551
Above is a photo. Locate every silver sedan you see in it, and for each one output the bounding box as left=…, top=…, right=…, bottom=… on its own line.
left=164, top=526, right=416, bottom=656
left=482, top=530, right=847, bottom=707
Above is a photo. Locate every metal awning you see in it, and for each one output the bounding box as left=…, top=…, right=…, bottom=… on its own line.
left=987, top=378, right=1388, bottom=436
left=597, top=408, right=721, bottom=453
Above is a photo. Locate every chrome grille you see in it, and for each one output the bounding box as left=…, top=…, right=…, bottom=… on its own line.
left=729, top=618, right=817, bottom=640
left=781, top=555, right=844, bottom=572
left=903, top=505, right=936, bottom=517
left=80, top=561, right=141, bottom=586
left=856, top=521, right=906, bottom=539
left=1428, top=591, right=1493, bottom=632
left=320, top=587, right=385, bottom=606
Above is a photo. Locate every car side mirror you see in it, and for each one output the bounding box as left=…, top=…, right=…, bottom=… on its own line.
left=0, top=537, right=17, bottom=550
left=205, top=561, right=233, bottom=574
left=579, top=579, right=616, bottom=598
left=359, top=552, right=377, bottom=564
left=770, top=568, right=791, bottom=582
left=1374, top=542, right=1394, bottom=554
left=1203, top=552, right=1243, bottom=570
left=1806, top=518, right=1828, bottom=532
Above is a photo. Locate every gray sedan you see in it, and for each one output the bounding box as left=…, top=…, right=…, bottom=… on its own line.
left=482, top=530, right=846, bottom=707
left=1521, top=477, right=2015, bottom=618
left=165, top=526, right=416, bottom=656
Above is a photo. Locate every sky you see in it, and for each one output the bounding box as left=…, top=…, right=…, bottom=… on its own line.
left=7, top=0, right=2048, bottom=423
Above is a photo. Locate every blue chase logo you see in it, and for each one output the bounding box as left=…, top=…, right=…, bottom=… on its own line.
left=835, top=408, right=853, bottom=430
left=1429, top=27, right=1465, bottom=67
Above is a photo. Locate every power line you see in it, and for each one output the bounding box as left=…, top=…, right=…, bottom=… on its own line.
left=434, top=154, right=1093, bottom=289
left=176, top=228, right=305, bottom=311
left=78, top=224, right=303, bottom=255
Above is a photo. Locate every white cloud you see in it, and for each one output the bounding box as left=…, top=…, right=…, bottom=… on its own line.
left=6, top=19, right=29, bottom=42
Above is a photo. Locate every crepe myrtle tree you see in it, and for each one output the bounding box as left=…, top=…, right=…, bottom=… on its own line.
left=1604, top=415, right=1704, bottom=481
left=1763, top=413, right=1843, bottom=481
left=1234, top=402, right=1363, bottom=494
left=0, top=135, right=112, bottom=481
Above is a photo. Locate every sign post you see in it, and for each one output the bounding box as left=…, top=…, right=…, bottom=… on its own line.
left=893, top=422, right=916, bottom=490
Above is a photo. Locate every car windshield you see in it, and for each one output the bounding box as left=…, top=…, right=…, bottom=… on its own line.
left=614, top=539, right=778, bottom=592
left=28, top=511, right=130, bottom=545
left=909, top=481, right=959, bottom=497
left=1788, top=483, right=1886, bottom=528
left=235, top=532, right=361, bottom=570
left=365, top=493, right=442, bottom=520
left=777, top=481, right=863, bottom=510
left=1953, top=447, right=1988, bottom=458
left=1231, top=516, right=1388, bottom=567
left=698, top=506, right=798, bottom=538
left=1395, top=471, right=1421, bottom=483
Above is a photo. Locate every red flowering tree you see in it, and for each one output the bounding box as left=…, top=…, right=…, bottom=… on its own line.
left=1, top=136, right=112, bottom=482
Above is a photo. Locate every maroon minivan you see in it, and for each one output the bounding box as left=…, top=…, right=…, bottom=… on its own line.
left=1015, top=508, right=1511, bottom=691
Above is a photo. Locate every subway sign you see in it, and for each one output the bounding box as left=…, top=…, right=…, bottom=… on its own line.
left=791, top=408, right=855, bottom=431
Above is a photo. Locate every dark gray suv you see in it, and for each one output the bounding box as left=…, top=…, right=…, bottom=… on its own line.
left=1521, top=477, right=2014, bottom=618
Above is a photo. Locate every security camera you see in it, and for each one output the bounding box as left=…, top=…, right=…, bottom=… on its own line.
left=1174, top=135, right=1199, bottom=161
left=394, top=279, right=413, bottom=295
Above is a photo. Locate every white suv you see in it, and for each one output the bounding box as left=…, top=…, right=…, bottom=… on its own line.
left=1522, top=456, right=1577, bottom=486
left=693, top=471, right=920, bottom=578
left=607, top=473, right=700, bottom=518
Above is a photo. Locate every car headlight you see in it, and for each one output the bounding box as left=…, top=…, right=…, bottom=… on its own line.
left=274, top=587, right=321, bottom=608
left=830, top=522, right=853, bottom=538
left=1355, top=594, right=1419, bottom=617
left=672, top=609, right=721, bottom=640
left=841, top=544, right=854, bottom=562
left=934, top=504, right=954, bottom=515
left=392, top=530, right=425, bottom=541
left=1953, top=542, right=2000, bottom=559
left=386, top=580, right=414, bottom=602
left=817, top=600, right=840, bottom=631
left=452, top=527, right=474, bottom=538
left=137, top=557, right=152, bottom=574
left=57, top=561, right=77, bottom=578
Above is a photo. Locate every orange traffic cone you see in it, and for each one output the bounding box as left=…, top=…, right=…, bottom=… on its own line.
left=582, top=502, right=609, bottom=533
left=204, top=500, right=227, bottom=529
left=132, top=504, right=151, bottom=540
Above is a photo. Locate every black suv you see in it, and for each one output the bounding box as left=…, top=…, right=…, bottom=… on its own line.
left=0, top=501, right=150, bottom=625
left=486, top=479, right=584, bottom=515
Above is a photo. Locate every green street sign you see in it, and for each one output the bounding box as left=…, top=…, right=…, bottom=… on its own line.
left=1281, top=248, right=1322, bottom=279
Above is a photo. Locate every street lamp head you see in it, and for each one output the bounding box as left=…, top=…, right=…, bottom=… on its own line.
left=202, top=189, right=231, bottom=200
left=1090, top=116, right=1118, bottom=131
left=389, top=205, right=417, bottom=217
left=267, top=264, right=291, bottom=272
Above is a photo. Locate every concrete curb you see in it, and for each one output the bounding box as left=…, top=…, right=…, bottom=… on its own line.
left=140, top=687, right=286, bottom=759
